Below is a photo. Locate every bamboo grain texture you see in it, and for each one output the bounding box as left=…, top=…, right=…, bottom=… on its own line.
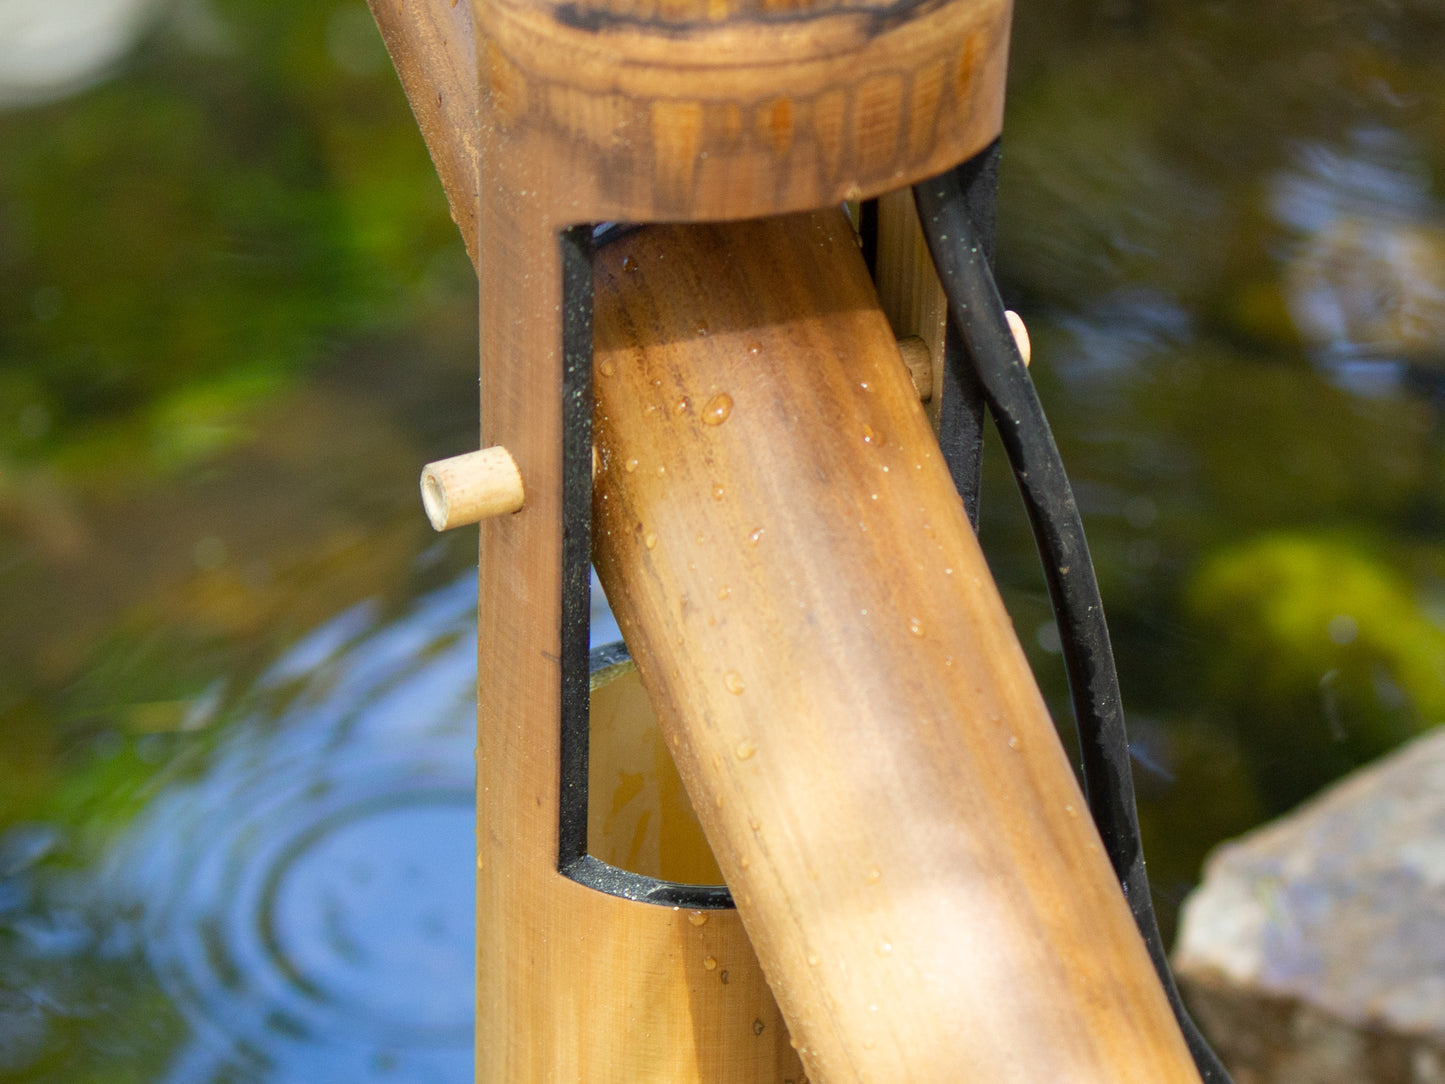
left=476, top=0, right=1013, bottom=222
left=590, top=209, right=1202, bottom=1082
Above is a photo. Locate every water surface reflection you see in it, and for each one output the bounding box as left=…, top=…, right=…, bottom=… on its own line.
left=5, top=580, right=478, bottom=1082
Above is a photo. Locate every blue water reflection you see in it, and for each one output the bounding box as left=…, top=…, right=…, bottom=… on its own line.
left=1276, top=127, right=1445, bottom=395
left=0, top=571, right=630, bottom=1082
left=100, top=580, right=479, bottom=1083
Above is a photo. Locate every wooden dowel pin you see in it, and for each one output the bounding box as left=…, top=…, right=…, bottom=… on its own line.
left=1006, top=308, right=1032, bottom=367
left=420, top=446, right=524, bottom=530
left=896, top=335, right=935, bottom=400
left=897, top=313, right=1029, bottom=403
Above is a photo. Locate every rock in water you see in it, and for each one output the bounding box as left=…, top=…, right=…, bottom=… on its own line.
left=1173, top=725, right=1445, bottom=1083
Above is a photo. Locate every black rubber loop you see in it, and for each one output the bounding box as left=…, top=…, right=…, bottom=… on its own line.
left=557, top=224, right=735, bottom=909
left=914, top=166, right=1233, bottom=1084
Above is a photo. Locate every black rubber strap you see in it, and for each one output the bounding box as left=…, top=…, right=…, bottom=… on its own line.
left=915, top=165, right=1233, bottom=1084
left=557, top=224, right=596, bottom=873
left=556, top=224, right=735, bottom=909
left=931, top=140, right=999, bottom=528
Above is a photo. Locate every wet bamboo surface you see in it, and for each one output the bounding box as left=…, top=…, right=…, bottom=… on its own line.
left=590, top=208, right=1203, bottom=1082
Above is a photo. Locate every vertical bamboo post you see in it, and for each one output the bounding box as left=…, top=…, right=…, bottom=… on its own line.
left=363, top=0, right=1183, bottom=1077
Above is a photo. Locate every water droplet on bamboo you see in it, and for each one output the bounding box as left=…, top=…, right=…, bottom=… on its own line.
left=712, top=484, right=725, bottom=500
left=865, top=866, right=882, bottom=886
left=724, top=671, right=745, bottom=695
left=1008, top=735, right=1020, bottom=750
left=703, top=955, right=718, bottom=970
left=702, top=393, right=734, bottom=426
left=694, top=320, right=709, bottom=336
left=862, top=425, right=886, bottom=447
left=748, top=527, right=764, bottom=546
left=624, top=457, right=638, bottom=473
left=875, top=939, right=893, bottom=957
left=622, top=254, right=639, bottom=272
left=1065, top=804, right=1078, bottom=818
left=688, top=911, right=709, bottom=926
left=717, top=585, right=731, bottom=600
left=675, top=396, right=691, bottom=415
left=735, top=737, right=756, bottom=759
left=807, top=953, right=822, bottom=967
left=747, top=342, right=761, bottom=355
left=908, top=617, right=924, bottom=637
left=599, top=358, right=617, bottom=377
left=645, top=533, right=657, bottom=549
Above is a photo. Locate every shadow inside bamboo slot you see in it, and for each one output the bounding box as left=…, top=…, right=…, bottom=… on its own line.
left=588, top=650, right=724, bottom=885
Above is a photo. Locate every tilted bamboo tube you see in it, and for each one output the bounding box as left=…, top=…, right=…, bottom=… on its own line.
left=590, top=209, right=1201, bottom=1083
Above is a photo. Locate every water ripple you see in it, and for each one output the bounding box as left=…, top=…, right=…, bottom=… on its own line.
left=101, top=577, right=479, bottom=1083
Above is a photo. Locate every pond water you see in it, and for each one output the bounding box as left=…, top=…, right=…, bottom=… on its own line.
left=2, top=0, right=1443, bottom=1079
left=35, top=585, right=479, bottom=1082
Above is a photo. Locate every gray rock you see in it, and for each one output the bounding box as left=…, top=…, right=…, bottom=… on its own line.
left=1173, top=725, right=1445, bottom=1083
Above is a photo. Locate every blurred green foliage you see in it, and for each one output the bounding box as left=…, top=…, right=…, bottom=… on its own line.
left=1187, top=533, right=1445, bottom=809
left=0, top=0, right=479, bottom=843
left=0, top=0, right=459, bottom=496
left=985, top=0, right=1445, bottom=930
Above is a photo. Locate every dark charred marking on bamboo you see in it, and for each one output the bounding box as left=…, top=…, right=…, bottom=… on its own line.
left=550, top=0, right=946, bottom=34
